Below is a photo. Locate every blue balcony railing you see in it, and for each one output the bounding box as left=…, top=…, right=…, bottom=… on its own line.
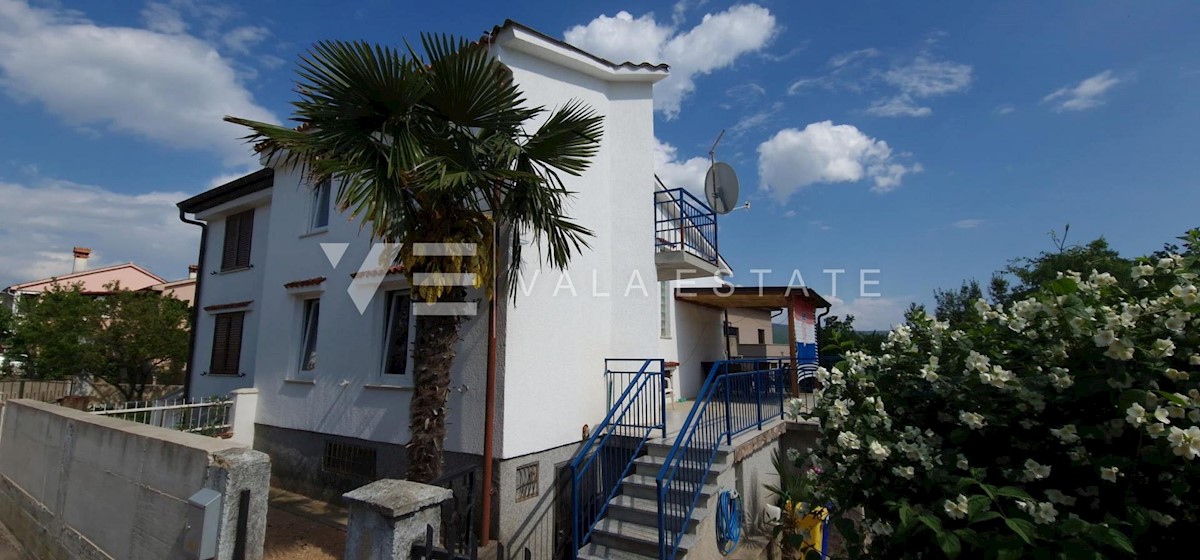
left=655, top=359, right=788, bottom=560
left=655, top=188, right=718, bottom=266
left=570, top=359, right=666, bottom=557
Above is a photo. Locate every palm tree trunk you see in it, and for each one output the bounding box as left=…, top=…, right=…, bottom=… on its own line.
left=407, top=288, right=466, bottom=482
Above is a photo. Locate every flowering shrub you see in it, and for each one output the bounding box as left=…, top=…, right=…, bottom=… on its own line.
left=783, top=230, right=1200, bottom=558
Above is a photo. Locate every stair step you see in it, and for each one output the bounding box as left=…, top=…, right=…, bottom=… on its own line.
left=646, top=439, right=733, bottom=460
left=589, top=517, right=697, bottom=558
left=607, top=494, right=706, bottom=531
left=620, top=474, right=718, bottom=502
left=577, top=543, right=658, bottom=560
left=633, top=454, right=722, bottom=482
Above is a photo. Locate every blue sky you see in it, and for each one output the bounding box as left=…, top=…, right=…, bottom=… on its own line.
left=1, top=0, right=1198, bottom=328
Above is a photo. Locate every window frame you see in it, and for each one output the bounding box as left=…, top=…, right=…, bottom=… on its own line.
left=308, top=179, right=332, bottom=232
left=221, top=209, right=254, bottom=271
left=757, top=328, right=766, bottom=345
left=297, top=298, right=321, bottom=373
left=659, top=282, right=673, bottom=339
left=209, top=311, right=246, bottom=376
left=380, top=290, right=417, bottom=381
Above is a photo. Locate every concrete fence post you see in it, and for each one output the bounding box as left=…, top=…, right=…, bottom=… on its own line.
left=342, top=479, right=452, bottom=560
left=228, top=388, right=259, bottom=445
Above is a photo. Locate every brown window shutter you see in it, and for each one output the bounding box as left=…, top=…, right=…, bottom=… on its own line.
left=209, top=312, right=246, bottom=375
left=221, top=213, right=241, bottom=271
left=236, top=210, right=254, bottom=268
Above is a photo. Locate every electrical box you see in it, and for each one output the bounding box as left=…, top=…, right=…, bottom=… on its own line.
left=184, top=488, right=223, bottom=560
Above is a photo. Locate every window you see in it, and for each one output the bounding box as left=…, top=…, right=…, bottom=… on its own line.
left=758, top=329, right=766, bottom=345
left=381, top=291, right=416, bottom=376
left=210, top=312, right=245, bottom=375
left=309, top=179, right=331, bottom=231
left=659, top=283, right=672, bottom=339
left=724, top=324, right=739, bottom=337
left=221, top=210, right=254, bottom=271
left=298, top=299, right=320, bottom=372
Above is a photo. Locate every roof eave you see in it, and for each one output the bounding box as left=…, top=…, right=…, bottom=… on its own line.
left=489, top=20, right=670, bottom=84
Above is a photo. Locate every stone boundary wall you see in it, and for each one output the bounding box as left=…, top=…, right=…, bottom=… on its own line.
left=0, top=399, right=270, bottom=560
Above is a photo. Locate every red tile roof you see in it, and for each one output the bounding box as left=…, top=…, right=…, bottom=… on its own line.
left=350, top=265, right=404, bottom=279
left=284, top=276, right=327, bottom=289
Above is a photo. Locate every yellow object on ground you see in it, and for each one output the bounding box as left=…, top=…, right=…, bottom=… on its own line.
left=787, top=501, right=829, bottom=554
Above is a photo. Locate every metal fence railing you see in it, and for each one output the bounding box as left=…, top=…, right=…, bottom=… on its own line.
left=91, top=397, right=232, bottom=436
left=655, top=359, right=788, bottom=560
left=570, top=358, right=666, bottom=558
left=654, top=188, right=718, bottom=266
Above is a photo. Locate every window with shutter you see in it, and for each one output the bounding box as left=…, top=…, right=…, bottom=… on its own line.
left=209, top=311, right=246, bottom=375
left=221, top=210, right=255, bottom=271
left=381, top=291, right=415, bottom=377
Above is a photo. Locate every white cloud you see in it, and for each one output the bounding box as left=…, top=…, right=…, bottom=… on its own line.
left=653, top=138, right=710, bottom=196
left=789, top=46, right=971, bottom=118
left=757, top=121, right=921, bottom=201
left=141, top=2, right=186, bottom=34
left=0, top=177, right=199, bottom=288
left=865, top=95, right=932, bottom=117
left=883, top=57, right=972, bottom=97
left=827, top=296, right=909, bottom=331
left=0, top=0, right=277, bottom=164
left=222, top=25, right=270, bottom=55
left=1043, top=70, right=1121, bottom=112
left=783, top=210, right=796, bottom=218
left=565, top=4, right=778, bottom=118
left=994, top=104, right=1016, bottom=115
left=953, top=219, right=984, bottom=229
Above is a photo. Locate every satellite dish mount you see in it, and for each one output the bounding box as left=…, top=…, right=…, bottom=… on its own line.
left=704, top=130, right=740, bottom=214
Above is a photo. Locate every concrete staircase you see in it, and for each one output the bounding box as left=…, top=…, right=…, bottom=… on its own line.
left=576, top=438, right=734, bottom=560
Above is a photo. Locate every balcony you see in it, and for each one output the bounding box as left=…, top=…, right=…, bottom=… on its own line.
left=654, top=188, right=720, bottom=280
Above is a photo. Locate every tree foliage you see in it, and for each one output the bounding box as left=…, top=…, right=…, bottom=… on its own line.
left=778, top=228, right=1200, bottom=558
left=8, top=283, right=190, bottom=401
left=225, top=35, right=603, bottom=481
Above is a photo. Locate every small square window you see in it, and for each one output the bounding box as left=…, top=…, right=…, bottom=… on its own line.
left=381, top=291, right=416, bottom=376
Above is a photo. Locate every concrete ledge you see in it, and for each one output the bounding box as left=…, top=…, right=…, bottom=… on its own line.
left=342, top=480, right=451, bottom=519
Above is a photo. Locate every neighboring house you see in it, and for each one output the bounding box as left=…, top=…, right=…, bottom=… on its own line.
left=177, top=21, right=828, bottom=558
left=0, top=247, right=196, bottom=371
left=724, top=308, right=790, bottom=358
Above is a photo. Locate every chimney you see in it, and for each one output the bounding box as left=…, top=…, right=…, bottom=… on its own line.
left=188, top=264, right=199, bottom=279
left=72, top=247, right=91, bottom=273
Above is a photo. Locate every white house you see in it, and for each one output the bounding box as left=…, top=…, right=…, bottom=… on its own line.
left=178, top=21, right=827, bottom=558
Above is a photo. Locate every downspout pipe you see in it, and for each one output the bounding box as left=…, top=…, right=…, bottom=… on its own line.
left=178, top=208, right=208, bottom=401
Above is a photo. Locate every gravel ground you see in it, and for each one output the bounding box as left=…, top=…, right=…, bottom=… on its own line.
left=263, top=506, right=346, bottom=560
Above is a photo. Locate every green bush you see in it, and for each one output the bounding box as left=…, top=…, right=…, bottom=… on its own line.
left=782, top=229, right=1200, bottom=558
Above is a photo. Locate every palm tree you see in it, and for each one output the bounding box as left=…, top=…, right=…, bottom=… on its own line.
left=226, top=35, right=603, bottom=481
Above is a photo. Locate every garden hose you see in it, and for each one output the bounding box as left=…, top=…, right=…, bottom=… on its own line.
left=716, top=489, right=742, bottom=555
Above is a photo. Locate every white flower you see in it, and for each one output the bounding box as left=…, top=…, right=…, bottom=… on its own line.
left=1154, top=407, right=1171, bottom=425
left=870, top=520, right=894, bottom=536
left=1093, top=329, right=1116, bottom=348
left=1032, top=501, right=1059, bottom=525
left=1166, top=426, right=1200, bottom=460
left=1045, top=489, right=1077, bottom=506
left=957, top=454, right=969, bottom=470
left=920, top=361, right=939, bottom=382
left=959, top=411, right=986, bottom=430
left=893, top=465, right=915, bottom=479
left=1105, top=338, right=1134, bottom=361
left=1151, top=338, right=1176, bottom=358
left=1148, top=423, right=1167, bottom=439
left=965, top=351, right=991, bottom=373
left=1165, top=368, right=1190, bottom=381
left=1024, top=459, right=1051, bottom=481
left=1158, top=257, right=1175, bottom=270
left=944, top=494, right=969, bottom=520
left=1191, top=354, right=1200, bottom=366
left=1100, top=466, right=1120, bottom=482
left=1051, top=425, right=1080, bottom=444
left=1126, top=403, right=1147, bottom=426
left=868, top=440, right=890, bottom=461
left=786, top=447, right=801, bottom=462
left=973, top=299, right=991, bottom=315
left=1190, top=409, right=1200, bottom=423
left=1165, top=313, right=1188, bottom=333
left=1132, top=264, right=1155, bottom=278
left=837, top=431, right=862, bottom=450
left=831, top=399, right=850, bottom=419
left=1149, top=511, right=1177, bottom=527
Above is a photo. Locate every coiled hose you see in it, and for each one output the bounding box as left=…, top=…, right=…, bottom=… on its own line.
left=716, top=489, right=742, bottom=555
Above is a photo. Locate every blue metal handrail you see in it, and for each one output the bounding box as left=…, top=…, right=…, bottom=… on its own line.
left=655, top=359, right=788, bottom=560
left=570, top=358, right=666, bottom=558
left=654, top=188, right=719, bottom=265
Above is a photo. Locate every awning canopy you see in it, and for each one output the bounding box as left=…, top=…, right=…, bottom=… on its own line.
left=674, top=285, right=830, bottom=310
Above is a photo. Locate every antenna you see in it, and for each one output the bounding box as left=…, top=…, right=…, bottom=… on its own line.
left=708, top=129, right=726, bottom=165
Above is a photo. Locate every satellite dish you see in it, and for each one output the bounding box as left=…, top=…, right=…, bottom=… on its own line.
left=704, top=162, right=740, bottom=214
